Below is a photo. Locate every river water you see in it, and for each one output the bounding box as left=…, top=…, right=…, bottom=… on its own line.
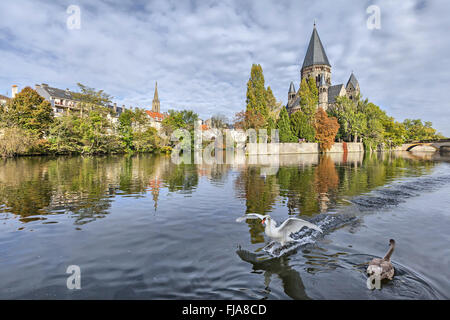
left=0, top=151, right=449, bottom=299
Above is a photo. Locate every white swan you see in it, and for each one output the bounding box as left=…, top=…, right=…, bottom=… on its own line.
left=236, top=214, right=323, bottom=246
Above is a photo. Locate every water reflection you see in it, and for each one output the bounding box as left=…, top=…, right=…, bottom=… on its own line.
left=0, top=151, right=447, bottom=300
left=0, top=152, right=438, bottom=226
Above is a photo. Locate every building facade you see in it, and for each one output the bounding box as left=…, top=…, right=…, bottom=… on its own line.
left=0, top=94, right=10, bottom=106
left=286, top=25, right=360, bottom=114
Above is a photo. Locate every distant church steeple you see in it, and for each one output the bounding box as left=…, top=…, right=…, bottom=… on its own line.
left=152, top=82, right=160, bottom=113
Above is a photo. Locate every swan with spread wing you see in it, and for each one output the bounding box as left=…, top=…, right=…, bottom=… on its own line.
left=236, top=214, right=322, bottom=246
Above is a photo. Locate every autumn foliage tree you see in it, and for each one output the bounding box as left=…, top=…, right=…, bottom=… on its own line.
left=314, top=107, right=340, bottom=151
left=2, top=87, right=54, bottom=137
left=233, top=109, right=266, bottom=130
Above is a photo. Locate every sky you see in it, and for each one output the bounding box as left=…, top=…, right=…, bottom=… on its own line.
left=0, top=0, right=449, bottom=136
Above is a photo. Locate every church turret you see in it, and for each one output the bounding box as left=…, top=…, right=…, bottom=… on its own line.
left=346, top=72, right=360, bottom=101
left=288, top=82, right=296, bottom=104
left=152, top=81, right=160, bottom=113
left=301, top=24, right=331, bottom=87
left=318, top=73, right=329, bottom=110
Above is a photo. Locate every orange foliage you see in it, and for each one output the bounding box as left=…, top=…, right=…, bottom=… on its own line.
left=234, top=109, right=266, bottom=130
left=314, top=107, right=340, bottom=151
left=315, top=156, right=339, bottom=194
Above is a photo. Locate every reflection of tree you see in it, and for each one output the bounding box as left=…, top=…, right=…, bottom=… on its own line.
left=164, top=163, right=198, bottom=192
left=277, top=166, right=319, bottom=215
left=234, top=152, right=437, bottom=220
left=0, top=158, right=52, bottom=222
left=0, top=154, right=200, bottom=226
left=315, top=156, right=339, bottom=212
left=235, top=166, right=278, bottom=243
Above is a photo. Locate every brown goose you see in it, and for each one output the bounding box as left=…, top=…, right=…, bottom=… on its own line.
left=367, top=239, right=395, bottom=281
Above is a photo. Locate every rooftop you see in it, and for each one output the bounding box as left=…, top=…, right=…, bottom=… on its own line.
left=302, top=26, right=331, bottom=69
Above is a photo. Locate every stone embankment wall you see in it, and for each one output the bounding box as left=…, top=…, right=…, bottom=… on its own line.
left=246, top=142, right=364, bottom=155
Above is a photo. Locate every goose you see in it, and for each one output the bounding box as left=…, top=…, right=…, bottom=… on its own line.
left=236, top=214, right=322, bottom=246
left=367, top=239, right=395, bottom=281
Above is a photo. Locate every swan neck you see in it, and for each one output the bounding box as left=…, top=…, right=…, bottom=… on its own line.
left=383, top=243, right=395, bottom=261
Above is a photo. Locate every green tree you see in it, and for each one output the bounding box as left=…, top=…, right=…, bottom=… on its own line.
left=72, top=83, right=112, bottom=106
left=329, top=95, right=366, bottom=142
left=299, top=77, right=318, bottom=120
left=1, top=87, right=53, bottom=137
left=133, top=127, right=161, bottom=152
left=290, top=111, right=315, bottom=142
left=118, top=109, right=135, bottom=151
left=403, top=119, right=440, bottom=141
left=246, top=64, right=269, bottom=122
left=277, top=107, right=296, bottom=142
left=357, top=100, right=387, bottom=150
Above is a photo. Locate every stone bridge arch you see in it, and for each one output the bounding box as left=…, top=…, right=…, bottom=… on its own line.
left=406, top=144, right=437, bottom=152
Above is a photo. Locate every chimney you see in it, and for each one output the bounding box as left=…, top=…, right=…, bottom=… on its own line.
left=122, top=104, right=126, bottom=110
left=113, top=103, right=117, bottom=113
left=42, top=83, right=48, bottom=87
left=11, top=85, right=18, bottom=98
left=35, top=84, right=41, bottom=90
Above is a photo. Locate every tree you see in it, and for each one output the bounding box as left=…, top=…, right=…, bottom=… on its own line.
left=383, top=117, right=406, bottom=147
left=234, top=109, right=266, bottom=130
left=133, top=127, right=161, bottom=152
left=290, top=111, right=315, bottom=142
left=0, top=127, right=37, bottom=157
left=357, top=100, right=388, bottom=150
left=72, top=83, right=112, bottom=107
left=329, top=95, right=366, bottom=142
left=299, top=77, right=318, bottom=120
left=48, top=114, right=83, bottom=153
left=2, top=87, right=53, bottom=137
left=162, top=109, right=199, bottom=134
left=277, top=107, right=296, bottom=142
left=314, top=107, right=340, bottom=151
left=246, top=64, right=269, bottom=120
left=403, top=119, right=440, bottom=141
left=118, top=109, right=135, bottom=152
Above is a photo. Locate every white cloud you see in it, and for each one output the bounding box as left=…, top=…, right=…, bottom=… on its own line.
left=0, top=0, right=449, bottom=135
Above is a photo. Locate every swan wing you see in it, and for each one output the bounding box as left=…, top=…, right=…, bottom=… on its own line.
left=236, top=213, right=267, bottom=222
left=278, top=218, right=323, bottom=234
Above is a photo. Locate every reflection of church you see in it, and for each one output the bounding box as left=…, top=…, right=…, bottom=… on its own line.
left=286, top=25, right=360, bottom=114
left=149, top=178, right=161, bottom=211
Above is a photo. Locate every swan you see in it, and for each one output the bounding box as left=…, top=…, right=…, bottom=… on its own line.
left=236, top=214, right=322, bottom=246
left=367, top=239, right=395, bottom=281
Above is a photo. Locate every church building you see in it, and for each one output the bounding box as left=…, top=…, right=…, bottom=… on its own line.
left=145, top=82, right=168, bottom=130
left=286, top=25, right=360, bottom=114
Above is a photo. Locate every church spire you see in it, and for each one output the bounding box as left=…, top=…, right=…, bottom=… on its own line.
left=153, top=81, right=159, bottom=101
left=152, top=81, right=160, bottom=113
left=301, top=25, right=330, bottom=69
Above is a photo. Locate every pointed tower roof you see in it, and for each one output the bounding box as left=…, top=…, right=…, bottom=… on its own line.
left=289, top=82, right=296, bottom=93
left=346, top=72, right=359, bottom=88
left=301, top=25, right=331, bottom=69
left=153, top=82, right=159, bottom=102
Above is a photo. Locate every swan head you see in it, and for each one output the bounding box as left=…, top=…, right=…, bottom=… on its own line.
left=389, top=239, right=396, bottom=247
left=261, top=216, right=271, bottom=227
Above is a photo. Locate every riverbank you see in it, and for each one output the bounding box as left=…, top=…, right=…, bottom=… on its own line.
left=246, top=142, right=364, bottom=155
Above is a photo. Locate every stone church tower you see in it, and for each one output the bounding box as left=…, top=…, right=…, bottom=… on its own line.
left=286, top=24, right=360, bottom=114
left=152, top=82, right=160, bottom=113
left=300, top=25, right=331, bottom=87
